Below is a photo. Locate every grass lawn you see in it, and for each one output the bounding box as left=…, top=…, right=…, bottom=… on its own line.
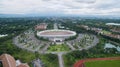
left=39, top=54, right=59, bottom=67
left=85, top=60, right=120, bottom=67
left=101, top=30, right=111, bottom=34
left=47, top=44, right=70, bottom=52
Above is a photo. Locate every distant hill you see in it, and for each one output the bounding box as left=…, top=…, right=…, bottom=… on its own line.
left=0, top=14, right=26, bottom=17
left=0, top=14, right=120, bottom=19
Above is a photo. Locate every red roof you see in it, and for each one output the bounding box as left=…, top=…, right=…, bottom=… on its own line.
left=17, top=63, right=29, bottom=67
left=0, top=54, right=16, bottom=67
left=0, top=54, right=30, bottom=67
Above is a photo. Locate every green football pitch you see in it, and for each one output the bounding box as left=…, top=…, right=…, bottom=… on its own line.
left=85, top=60, right=120, bottom=67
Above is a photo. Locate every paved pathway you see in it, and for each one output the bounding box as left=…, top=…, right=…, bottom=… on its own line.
left=58, top=53, right=64, bottom=67
left=66, top=42, right=75, bottom=50
left=40, top=44, right=50, bottom=53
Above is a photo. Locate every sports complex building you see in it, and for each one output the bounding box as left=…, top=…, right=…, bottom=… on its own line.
left=37, top=29, right=76, bottom=42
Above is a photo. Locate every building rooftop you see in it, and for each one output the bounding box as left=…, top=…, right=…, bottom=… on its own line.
left=0, top=54, right=16, bottom=67
left=17, top=63, right=29, bottom=67
left=0, top=54, right=29, bottom=67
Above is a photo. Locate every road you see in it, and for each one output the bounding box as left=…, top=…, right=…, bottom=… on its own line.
left=54, top=23, right=58, bottom=29
left=58, top=53, right=64, bottom=67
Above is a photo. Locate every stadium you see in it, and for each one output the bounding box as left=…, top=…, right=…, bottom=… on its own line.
left=37, top=29, right=76, bottom=42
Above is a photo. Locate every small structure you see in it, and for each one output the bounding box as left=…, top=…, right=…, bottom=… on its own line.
left=32, top=58, right=44, bottom=67
left=0, top=54, right=29, bottom=67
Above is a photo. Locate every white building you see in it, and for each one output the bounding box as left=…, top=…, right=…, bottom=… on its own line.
left=37, top=30, right=76, bottom=42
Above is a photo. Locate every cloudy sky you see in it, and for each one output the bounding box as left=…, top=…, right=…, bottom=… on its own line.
left=0, top=0, right=120, bottom=16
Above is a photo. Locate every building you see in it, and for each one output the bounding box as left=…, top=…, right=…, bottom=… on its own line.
left=0, top=54, right=29, bottom=67
left=37, top=29, right=76, bottom=42
left=35, top=23, right=47, bottom=30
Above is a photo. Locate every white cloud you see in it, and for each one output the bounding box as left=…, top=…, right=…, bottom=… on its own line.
left=0, top=0, right=120, bottom=16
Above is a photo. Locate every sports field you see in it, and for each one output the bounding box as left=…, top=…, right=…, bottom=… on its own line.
left=85, top=60, right=120, bottom=67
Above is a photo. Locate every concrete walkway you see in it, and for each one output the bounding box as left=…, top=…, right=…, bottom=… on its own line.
left=66, top=42, right=75, bottom=50
left=58, top=53, right=64, bottom=67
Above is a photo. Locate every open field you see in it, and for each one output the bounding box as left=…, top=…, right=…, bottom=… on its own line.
left=85, top=60, right=120, bottom=67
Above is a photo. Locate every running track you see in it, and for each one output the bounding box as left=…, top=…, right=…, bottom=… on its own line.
left=74, top=57, right=120, bottom=67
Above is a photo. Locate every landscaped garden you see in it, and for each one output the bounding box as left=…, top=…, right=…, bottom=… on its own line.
left=47, top=44, right=71, bottom=52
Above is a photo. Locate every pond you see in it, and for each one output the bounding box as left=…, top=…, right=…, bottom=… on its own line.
left=0, top=34, right=8, bottom=38
left=104, top=43, right=120, bottom=52
left=106, top=23, right=120, bottom=26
